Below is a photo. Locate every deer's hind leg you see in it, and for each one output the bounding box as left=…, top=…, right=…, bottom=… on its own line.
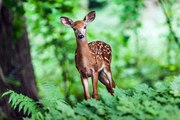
left=98, top=70, right=114, bottom=95
left=104, top=67, right=115, bottom=88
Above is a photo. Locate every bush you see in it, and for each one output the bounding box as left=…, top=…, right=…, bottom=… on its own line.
left=2, top=76, right=180, bottom=120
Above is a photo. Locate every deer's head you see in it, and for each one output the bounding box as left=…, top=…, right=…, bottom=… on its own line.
left=60, top=11, right=96, bottom=40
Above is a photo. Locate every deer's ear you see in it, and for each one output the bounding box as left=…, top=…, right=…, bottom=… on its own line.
left=60, top=16, right=74, bottom=27
left=83, top=11, right=96, bottom=23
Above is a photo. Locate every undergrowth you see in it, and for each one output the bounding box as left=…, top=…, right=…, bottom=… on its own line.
left=2, top=76, right=180, bottom=120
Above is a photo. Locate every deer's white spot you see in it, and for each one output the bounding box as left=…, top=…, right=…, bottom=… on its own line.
left=104, top=57, right=110, bottom=62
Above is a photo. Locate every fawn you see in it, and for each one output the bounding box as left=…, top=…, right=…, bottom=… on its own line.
left=60, top=11, right=115, bottom=100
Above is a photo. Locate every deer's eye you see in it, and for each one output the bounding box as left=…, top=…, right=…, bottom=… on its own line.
left=84, top=26, right=86, bottom=29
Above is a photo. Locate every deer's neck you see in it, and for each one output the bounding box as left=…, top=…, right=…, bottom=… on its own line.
left=76, top=37, right=91, bottom=55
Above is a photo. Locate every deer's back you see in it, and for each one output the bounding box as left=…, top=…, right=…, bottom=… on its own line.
left=88, top=41, right=112, bottom=64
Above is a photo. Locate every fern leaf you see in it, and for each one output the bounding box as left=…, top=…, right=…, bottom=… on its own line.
left=27, top=106, right=31, bottom=116
left=170, top=76, right=180, bottom=97
left=35, top=112, right=44, bottom=120
left=18, top=101, right=25, bottom=112
left=13, top=95, right=23, bottom=110
left=23, top=102, right=28, bottom=115
left=9, top=92, right=16, bottom=106
left=1, top=90, right=13, bottom=97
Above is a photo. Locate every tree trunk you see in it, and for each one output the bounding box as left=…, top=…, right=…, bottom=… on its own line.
left=0, top=2, right=39, bottom=120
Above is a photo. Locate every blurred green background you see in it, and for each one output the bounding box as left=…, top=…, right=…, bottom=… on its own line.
left=29, top=0, right=179, bottom=100
left=0, top=0, right=180, bottom=116
left=24, top=0, right=180, bottom=104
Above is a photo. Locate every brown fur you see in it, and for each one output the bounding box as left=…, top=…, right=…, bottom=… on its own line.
left=61, top=11, right=116, bottom=100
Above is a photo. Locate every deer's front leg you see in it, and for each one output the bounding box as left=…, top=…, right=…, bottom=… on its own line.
left=81, top=76, right=90, bottom=100
left=92, top=72, right=99, bottom=99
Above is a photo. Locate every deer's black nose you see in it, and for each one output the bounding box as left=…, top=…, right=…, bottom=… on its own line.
left=78, top=34, right=84, bottom=39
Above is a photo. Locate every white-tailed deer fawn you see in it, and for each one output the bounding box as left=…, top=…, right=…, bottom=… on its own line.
left=60, top=11, right=115, bottom=100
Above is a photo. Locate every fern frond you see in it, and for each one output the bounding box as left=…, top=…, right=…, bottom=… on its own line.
left=2, top=90, right=40, bottom=117
left=3, top=76, right=180, bottom=120
left=1, top=90, right=13, bottom=97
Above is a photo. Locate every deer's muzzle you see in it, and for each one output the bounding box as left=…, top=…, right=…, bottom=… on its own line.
left=78, top=34, right=84, bottom=39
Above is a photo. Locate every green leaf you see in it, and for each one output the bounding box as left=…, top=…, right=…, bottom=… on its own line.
left=1, top=90, right=13, bottom=97
left=18, top=102, right=25, bottom=112
left=170, top=76, right=180, bottom=97
left=8, top=91, right=16, bottom=104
